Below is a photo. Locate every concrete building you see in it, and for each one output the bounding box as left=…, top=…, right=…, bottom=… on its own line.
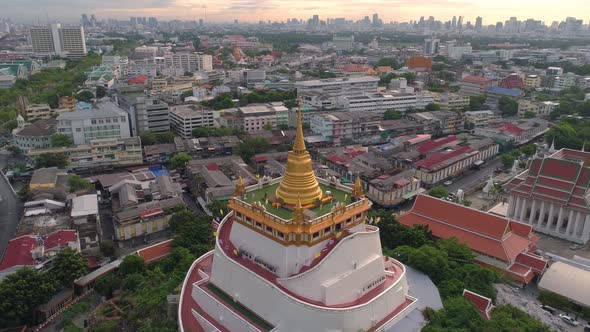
left=407, top=111, right=465, bottom=136
left=485, top=86, right=524, bottom=111
left=473, top=119, right=548, bottom=147
left=464, top=110, right=501, bottom=127
left=28, top=137, right=143, bottom=171
left=12, top=117, right=56, bottom=152
left=517, top=100, right=558, bottom=118
left=332, top=35, right=354, bottom=50
left=506, top=149, right=590, bottom=244
left=29, top=24, right=86, bottom=59
left=57, top=98, right=131, bottom=145
left=343, top=91, right=434, bottom=113
left=219, top=103, right=289, bottom=134
left=296, top=76, right=379, bottom=109
left=423, top=38, right=440, bottom=55
left=553, top=72, right=577, bottom=90
left=446, top=40, right=473, bottom=60
left=524, top=74, right=542, bottom=88
left=460, top=76, right=493, bottom=96
left=366, top=170, right=422, bottom=208
left=163, top=52, right=213, bottom=73
left=169, top=104, right=215, bottom=139
left=117, top=86, right=170, bottom=135
left=310, top=111, right=383, bottom=146
left=432, top=93, right=470, bottom=111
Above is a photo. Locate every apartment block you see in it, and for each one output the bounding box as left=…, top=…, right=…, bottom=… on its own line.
left=343, top=91, right=434, bottom=113
left=310, top=111, right=382, bottom=146
left=296, top=76, right=379, bottom=109
left=29, top=24, right=86, bottom=59
left=169, top=104, right=215, bottom=139
left=117, top=86, right=170, bottom=135
left=460, top=76, right=493, bottom=96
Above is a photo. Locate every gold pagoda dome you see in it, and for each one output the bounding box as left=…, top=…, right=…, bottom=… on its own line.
left=275, top=103, right=323, bottom=206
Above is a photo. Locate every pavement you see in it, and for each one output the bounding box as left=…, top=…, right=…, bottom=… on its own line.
left=446, top=156, right=502, bottom=194
left=0, top=151, right=23, bottom=261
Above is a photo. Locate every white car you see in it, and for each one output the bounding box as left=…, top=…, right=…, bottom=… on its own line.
left=443, top=180, right=453, bottom=186
left=559, top=314, right=579, bottom=326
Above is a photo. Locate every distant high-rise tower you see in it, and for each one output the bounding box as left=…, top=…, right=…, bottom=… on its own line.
left=475, top=16, right=483, bottom=31
left=29, top=23, right=86, bottom=59
left=457, top=16, right=464, bottom=30
left=372, top=13, right=381, bottom=27
left=451, top=16, right=457, bottom=29
left=423, top=38, right=440, bottom=55
left=81, top=14, right=89, bottom=26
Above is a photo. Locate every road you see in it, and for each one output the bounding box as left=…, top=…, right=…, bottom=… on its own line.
left=0, top=151, right=23, bottom=261
left=446, top=156, right=502, bottom=194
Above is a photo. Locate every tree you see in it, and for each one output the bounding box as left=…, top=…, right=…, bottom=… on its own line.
left=238, top=137, right=270, bottom=163
left=52, top=248, right=88, bottom=287
left=524, top=111, right=536, bottom=118
left=140, top=131, right=157, bottom=146
left=100, top=240, right=116, bottom=258
left=424, top=103, right=441, bottom=112
left=94, top=273, right=120, bottom=299
left=484, top=305, right=551, bottom=331
left=383, top=110, right=402, bottom=120
left=68, top=174, right=93, bottom=192
left=545, top=122, right=580, bottom=150
left=6, top=145, right=22, bottom=156
left=501, top=154, right=515, bottom=169
left=207, top=200, right=228, bottom=219
left=376, top=57, right=400, bottom=69
left=119, top=255, right=146, bottom=276
left=0, top=267, right=57, bottom=326
left=51, top=133, right=73, bottom=147
left=170, top=210, right=213, bottom=256
left=498, top=97, right=518, bottom=117
left=263, top=123, right=273, bottom=131
left=468, top=95, right=486, bottom=112
left=96, top=85, right=107, bottom=99
left=394, top=245, right=449, bottom=283
left=36, top=153, right=69, bottom=168
left=170, top=152, right=192, bottom=170
left=520, top=144, right=537, bottom=157
left=428, top=186, right=449, bottom=199
left=75, top=90, right=94, bottom=103
left=423, top=297, right=484, bottom=331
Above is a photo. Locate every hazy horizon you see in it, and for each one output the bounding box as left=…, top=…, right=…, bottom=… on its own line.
left=3, top=0, right=589, bottom=25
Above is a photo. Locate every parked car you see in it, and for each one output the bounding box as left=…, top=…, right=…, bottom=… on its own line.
left=559, top=314, right=579, bottom=326
left=443, top=180, right=453, bottom=186
left=569, top=244, right=583, bottom=250
left=541, top=305, right=556, bottom=315
left=494, top=167, right=503, bottom=174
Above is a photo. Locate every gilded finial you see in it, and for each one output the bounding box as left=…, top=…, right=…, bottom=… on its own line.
left=352, top=174, right=364, bottom=198
left=293, top=98, right=306, bottom=154
left=234, top=176, right=246, bottom=197
left=293, top=193, right=305, bottom=223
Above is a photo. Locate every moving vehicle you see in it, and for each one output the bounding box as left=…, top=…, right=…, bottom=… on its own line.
left=540, top=305, right=556, bottom=315
left=559, top=314, right=578, bottom=326
left=569, top=244, right=583, bottom=250
left=443, top=180, right=453, bottom=186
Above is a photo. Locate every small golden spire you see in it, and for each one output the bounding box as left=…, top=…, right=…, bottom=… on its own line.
left=292, top=194, right=305, bottom=223
left=234, top=176, right=246, bottom=197
left=352, top=174, right=364, bottom=198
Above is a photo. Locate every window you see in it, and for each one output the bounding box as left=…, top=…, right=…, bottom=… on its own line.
left=255, top=222, right=262, bottom=229
left=312, top=231, right=319, bottom=240
left=76, top=128, right=81, bottom=132
left=91, top=120, right=96, bottom=124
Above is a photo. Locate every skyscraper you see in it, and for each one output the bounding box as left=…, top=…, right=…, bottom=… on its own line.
left=423, top=38, right=440, bottom=55
left=372, top=13, right=381, bottom=27
left=475, top=16, right=483, bottom=31
left=451, top=16, right=457, bottom=29
left=457, top=16, right=464, bottom=30
left=29, top=23, right=86, bottom=59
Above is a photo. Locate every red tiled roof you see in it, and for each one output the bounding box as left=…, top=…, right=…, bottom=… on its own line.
left=507, top=264, right=535, bottom=284
left=205, top=163, right=220, bottom=171
left=137, top=239, right=173, bottom=264
left=43, top=230, right=78, bottom=250
left=399, top=195, right=535, bottom=262
left=128, top=75, right=147, bottom=84
left=462, top=75, right=491, bottom=84
left=139, top=208, right=163, bottom=218
left=416, top=136, right=457, bottom=154
left=514, top=252, right=547, bottom=274
left=414, top=146, right=473, bottom=170
left=495, top=123, right=525, bottom=135
left=463, top=289, right=494, bottom=320
left=254, top=156, right=268, bottom=162
left=509, top=221, right=534, bottom=239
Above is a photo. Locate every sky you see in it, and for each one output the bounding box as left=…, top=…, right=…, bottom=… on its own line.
left=3, top=0, right=589, bottom=25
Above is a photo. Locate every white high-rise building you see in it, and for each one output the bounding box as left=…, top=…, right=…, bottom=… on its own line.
left=423, top=38, right=440, bottom=55
left=29, top=23, right=86, bottom=59
left=163, top=52, right=213, bottom=73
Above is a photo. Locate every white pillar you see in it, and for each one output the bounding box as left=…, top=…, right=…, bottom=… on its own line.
left=556, top=204, right=565, bottom=231
left=507, top=196, right=515, bottom=217
left=566, top=209, right=575, bottom=236
left=538, top=202, right=548, bottom=227
left=574, top=212, right=583, bottom=238
left=581, top=215, right=590, bottom=242
left=553, top=205, right=562, bottom=231
left=519, top=198, right=527, bottom=221
left=528, top=200, right=537, bottom=224
left=514, top=196, right=522, bottom=219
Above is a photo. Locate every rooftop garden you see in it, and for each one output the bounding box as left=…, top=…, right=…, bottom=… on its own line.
left=241, top=183, right=352, bottom=220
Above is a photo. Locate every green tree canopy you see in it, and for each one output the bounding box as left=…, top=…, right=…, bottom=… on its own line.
left=75, top=90, right=94, bottom=103
left=424, top=103, right=441, bottom=112
left=169, top=152, right=193, bottom=169
left=96, top=85, right=107, bottom=99
left=383, top=110, right=403, bottom=120
left=520, top=144, right=537, bottom=157
left=68, top=174, right=93, bottom=192
left=35, top=153, right=69, bottom=168
left=376, top=57, right=400, bottom=69
left=169, top=210, right=213, bottom=256
left=52, top=247, right=89, bottom=287
left=498, top=97, right=518, bottom=117
left=524, top=111, right=536, bottom=118
left=140, top=131, right=176, bottom=146
left=201, top=94, right=235, bottom=110
left=119, top=255, right=146, bottom=276
left=51, top=133, right=73, bottom=147
left=501, top=154, right=515, bottom=169
left=238, top=137, right=270, bottom=163
left=428, top=186, right=449, bottom=199
left=468, top=95, right=487, bottom=112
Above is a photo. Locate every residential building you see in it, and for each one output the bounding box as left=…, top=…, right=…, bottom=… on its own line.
left=169, top=104, right=215, bottom=139
left=517, top=100, right=558, bottom=118
left=432, top=93, right=470, bottom=111
left=59, top=96, right=77, bottom=110
left=399, top=195, right=546, bottom=284
left=460, top=76, right=493, bottom=96
left=24, top=103, right=57, bottom=121
left=29, top=24, right=86, bottom=59
left=343, top=91, right=434, bottom=113
left=485, top=87, right=524, bottom=111
left=379, top=119, right=426, bottom=138
left=524, top=74, right=542, bottom=88
left=296, top=76, right=379, bottom=109
left=12, top=116, right=56, bottom=152
left=71, top=194, right=100, bottom=252
left=553, top=72, right=577, bottom=90
left=117, top=86, right=170, bottom=135
left=407, top=111, right=465, bottom=136
left=57, top=98, right=131, bottom=145
left=464, top=110, right=501, bottom=127
left=176, top=136, right=241, bottom=159
left=310, top=111, right=383, bottom=146
left=366, top=170, right=422, bottom=207
left=423, top=38, right=440, bottom=55
left=332, top=35, right=354, bottom=50
left=474, top=119, right=548, bottom=147
left=219, top=102, right=289, bottom=133
left=163, top=52, right=213, bottom=73
left=28, top=137, right=143, bottom=171
left=505, top=149, right=590, bottom=244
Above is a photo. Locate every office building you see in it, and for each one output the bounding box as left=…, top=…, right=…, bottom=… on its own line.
left=343, top=91, right=434, bottom=113
left=446, top=40, right=472, bottom=60
left=30, top=23, right=87, bottom=59
left=423, top=38, right=440, bottom=55
left=332, top=35, right=354, bottom=50
left=310, top=111, right=383, bottom=146
left=56, top=98, right=131, bottom=145
left=219, top=102, right=289, bottom=133
left=460, top=76, right=493, bottom=96
left=169, top=104, right=215, bottom=139
left=475, top=17, right=483, bottom=31
left=117, top=86, right=170, bottom=135
left=163, top=52, right=213, bottom=73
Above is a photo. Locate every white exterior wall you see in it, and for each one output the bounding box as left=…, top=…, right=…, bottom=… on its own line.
left=229, top=221, right=329, bottom=277
left=209, top=240, right=413, bottom=332
left=193, top=286, right=259, bottom=332
left=277, top=227, right=385, bottom=306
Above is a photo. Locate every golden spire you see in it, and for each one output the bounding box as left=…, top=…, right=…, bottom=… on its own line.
left=275, top=100, right=323, bottom=206
left=292, top=194, right=305, bottom=223
left=352, top=174, right=364, bottom=198
left=234, top=176, right=246, bottom=197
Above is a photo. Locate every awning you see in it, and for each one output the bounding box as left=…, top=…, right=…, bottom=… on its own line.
left=403, top=188, right=426, bottom=199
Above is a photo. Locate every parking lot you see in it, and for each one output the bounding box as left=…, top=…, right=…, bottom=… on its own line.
left=537, top=235, right=590, bottom=260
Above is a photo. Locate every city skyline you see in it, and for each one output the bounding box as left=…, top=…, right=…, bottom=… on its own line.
left=3, top=0, right=589, bottom=25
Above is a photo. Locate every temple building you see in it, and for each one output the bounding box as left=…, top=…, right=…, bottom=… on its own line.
left=179, top=105, right=419, bottom=331
left=505, top=148, right=590, bottom=244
